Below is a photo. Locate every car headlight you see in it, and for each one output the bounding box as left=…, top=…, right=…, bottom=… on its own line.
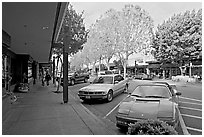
left=102, top=91, right=107, bottom=95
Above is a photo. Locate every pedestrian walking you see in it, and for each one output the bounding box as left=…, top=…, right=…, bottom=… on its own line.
left=45, top=71, right=51, bottom=86
left=39, top=69, right=45, bottom=86
left=23, top=72, right=27, bottom=83
left=6, top=73, right=17, bottom=104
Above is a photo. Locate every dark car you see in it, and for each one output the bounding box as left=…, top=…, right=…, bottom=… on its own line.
left=67, top=72, right=89, bottom=85
left=116, top=83, right=181, bottom=129
left=134, top=73, right=153, bottom=80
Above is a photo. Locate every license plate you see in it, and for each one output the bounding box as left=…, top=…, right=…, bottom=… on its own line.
left=85, top=96, right=91, bottom=99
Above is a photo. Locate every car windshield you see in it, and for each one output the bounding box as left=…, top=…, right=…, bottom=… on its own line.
left=92, top=76, right=113, bottom=84
left=131, top=85, right=170, bottom=98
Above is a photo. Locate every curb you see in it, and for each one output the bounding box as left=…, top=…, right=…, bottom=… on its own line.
left=69, top=93, right=116, bottom=135
left=177, top=107, right=190, bottom=135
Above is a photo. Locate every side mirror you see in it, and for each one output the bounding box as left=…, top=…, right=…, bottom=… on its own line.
left=176, top=92, right=182, bottom=96
left=114, top=81, right=119, bottom=84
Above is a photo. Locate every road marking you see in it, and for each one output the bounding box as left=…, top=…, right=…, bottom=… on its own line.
left=180, top=101, right=202, bottom=106
left=186, top=127, right=202, bottom=133
left=180, top=96, right=202, bottom=102
left=177, top=108, right=190, bottom=135
left=179, top=106, right=202, bottom=112
left=104, top=95, right=129, bottom=118
left=181, top=114, right=202, bottom=119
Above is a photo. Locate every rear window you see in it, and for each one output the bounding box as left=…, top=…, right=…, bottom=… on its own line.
left=132, top=85, right=170, bottom=98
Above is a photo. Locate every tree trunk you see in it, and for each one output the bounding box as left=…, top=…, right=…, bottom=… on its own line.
left=123, top=53, right=128, bottom=79
left=163, top=69, right=165, bottom=79
left=123, top=63, right=127, bottom=79
left=107, top=63, right=110, bottom=71
left=99, top=58, right=101, bottom=71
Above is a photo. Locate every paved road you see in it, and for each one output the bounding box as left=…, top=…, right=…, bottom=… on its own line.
left=176, top=84, right=202, bottom=135
left=68, top=79, right=202, bottom=135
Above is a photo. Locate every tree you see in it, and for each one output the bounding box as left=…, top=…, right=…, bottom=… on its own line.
left=152, top=9, right=202, bottom=75
left=112, top=5, right=154, bottom=78
left=94, top=9, right=118, bottom=70
left=57, top=4, right=88, bottom=55
left=81, top=24, right=104, bottom=73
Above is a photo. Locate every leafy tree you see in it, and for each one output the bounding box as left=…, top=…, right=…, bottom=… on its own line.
left=94, top=9, right=118, bottom=70
left=152, top=9, right=202, bottom=74
left=112, top=5, right=154, bottom=78
left=81, top=24, right=104, bottom=72
left=57, top=4, right=88, bottom=55
left=113, top=60, right=123, bottom=73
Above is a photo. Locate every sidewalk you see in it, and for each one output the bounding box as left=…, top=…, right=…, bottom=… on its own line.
left=2, top=81, right=117, bottom=135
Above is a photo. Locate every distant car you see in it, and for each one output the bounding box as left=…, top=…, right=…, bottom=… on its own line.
left=61, top=72, right=89, bottom=86
left=111, top=69, right=119, bottom=74
left=98, top=70, right=113, bottom=75
left=14, top=83, right=29, bottom=93
left=116, top=83, right=181, bottom=129
left=134, top=73, right=153, bottom=80
left=78, top=74, right=129, bottom=102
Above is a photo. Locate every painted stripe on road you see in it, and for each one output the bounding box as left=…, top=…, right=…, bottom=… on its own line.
left=181, top=114, right=202, bottom=119
left=104, top=95, right=129, bottom=118
left=187, top=127, right=202, bottom=133
left=180, top=101, right=202, bottom=106
left=180, top=96, right=202, bottom=103
left=179, top=106, right=202, bottom=112
left=177, top=108, right=190, bottom=135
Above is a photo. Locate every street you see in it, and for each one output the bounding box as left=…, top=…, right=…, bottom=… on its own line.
left=68, top=79, right=202, bottom=135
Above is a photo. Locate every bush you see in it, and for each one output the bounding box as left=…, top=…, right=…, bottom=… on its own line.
left=127, top=119, right=178, bottom=135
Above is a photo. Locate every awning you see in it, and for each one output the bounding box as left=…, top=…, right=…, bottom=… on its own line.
left=147, top=64, right=160, bottom=69
left=160, top=63, right=179, bottom=68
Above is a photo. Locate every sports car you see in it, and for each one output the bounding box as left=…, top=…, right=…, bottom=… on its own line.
left=78, top=74, right=129, bottom=102
left=116, top=83, right=181, bottom=129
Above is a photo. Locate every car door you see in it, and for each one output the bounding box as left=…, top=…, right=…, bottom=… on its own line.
left=170, top=85, right=180, bottom=104
left=112, top=75, right=120, bottom=95
left=113, top=75, right=125, bottom=95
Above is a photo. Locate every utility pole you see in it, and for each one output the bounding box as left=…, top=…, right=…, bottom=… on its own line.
left=62, top=26, right=71, bottom=103
left=53, top=56, right=56, bottom=85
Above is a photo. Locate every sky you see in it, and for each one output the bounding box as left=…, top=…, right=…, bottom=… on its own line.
left=71, top=1, right=202, bottom=30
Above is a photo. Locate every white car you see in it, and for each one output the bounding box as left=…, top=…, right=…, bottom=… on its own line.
left=78, top=74, right=129, bottom=102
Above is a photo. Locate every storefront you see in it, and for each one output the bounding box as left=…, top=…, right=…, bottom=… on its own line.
left=2, top=30, right=16, bottom=91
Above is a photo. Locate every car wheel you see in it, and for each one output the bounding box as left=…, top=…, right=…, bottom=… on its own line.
left=107, top=90, right=113, bottom=102
left=84, top=78, right=88, bottom=83
left=71, top=80, right=75, bottom=85
left=123, top=84, right=128, bottom=93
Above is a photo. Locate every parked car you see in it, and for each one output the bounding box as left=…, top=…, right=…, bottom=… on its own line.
left=116, top=83, right=181, bottom=129
left=134, top=73, right=153, bottom=80
left=98, top=70, right=113, bottom=75
left=78, top=74, right=129, bottom=102
left=61, top=72, right=89, bottom=86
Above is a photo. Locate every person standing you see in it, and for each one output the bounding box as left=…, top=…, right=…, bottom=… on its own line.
left=23, top=72, right=27, bottom=83
left=39, top=69, right=45, bottom=86
left=45, top=71, right=51, bottom=86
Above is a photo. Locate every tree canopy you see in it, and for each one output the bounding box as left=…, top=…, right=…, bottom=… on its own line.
left=152, top=9, right=202, bottom=66
left=73, top=4, right=154, bottom=76
left=57, top=4, right=88, bottom=55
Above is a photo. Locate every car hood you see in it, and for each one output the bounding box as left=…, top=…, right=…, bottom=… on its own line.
left=80, top=84, right=113, bottom=92
left=119, top=96, right=174, bottom=119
